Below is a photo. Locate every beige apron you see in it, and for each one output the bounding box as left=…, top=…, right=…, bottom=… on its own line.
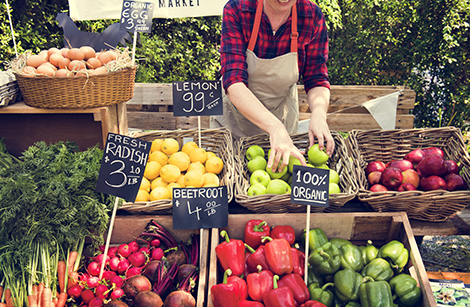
left=211, top=0, right=300, bottom=139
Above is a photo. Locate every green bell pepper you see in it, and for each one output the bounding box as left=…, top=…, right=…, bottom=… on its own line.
left=344, top=302, right=361, bottom=307
left=361, top=257, right=394, bottom=282
left=360, top=240, right=379, bottom=265
left=339, top=243, right=364, bottom=272
left=389, top=274, right=422, bottom=307
left=308, top=282, right=335, bottom=307
left=309, top=242, right=341, bottom=276
left=329, top=237, right=351, bottom=249
left=359, top=276, right=396, bottom=307
left=302, top=228, right=329, bottom=252
left=307, top=266, right=324, bottom=286
left=333, top=268, right=362, bottom=303
left=378, top=240, right=409, bottom=273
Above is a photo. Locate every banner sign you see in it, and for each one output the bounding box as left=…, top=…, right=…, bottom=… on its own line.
left=96, top=133, right=151, bottom=202
left=290, top=165, right=330, bottom=207
left=120, top=0, right=154, bottom=33
left=172, top=186, right=228, bottom=229
left=69, top=0, right=225, bottom=20
left=172, top=81, right=223, bottom=116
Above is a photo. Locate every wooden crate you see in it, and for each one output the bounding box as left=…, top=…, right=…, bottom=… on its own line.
left=126, top=83, right=415, bottom=132
left=0, top=101, right=128, bottom=157
left=110, top=215, right=210, bottom=307
left=207, top=212, right=436, bottom=307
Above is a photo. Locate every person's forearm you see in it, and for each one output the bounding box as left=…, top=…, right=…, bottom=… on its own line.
left=307, top=86, right=330, bottom=120
left=226, top=82, right=284, bottom=135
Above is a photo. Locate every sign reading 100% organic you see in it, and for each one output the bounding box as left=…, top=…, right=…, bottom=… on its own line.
left=172, top=81, right=223, bottom=116
left=290, top=165, right=330, bottom=207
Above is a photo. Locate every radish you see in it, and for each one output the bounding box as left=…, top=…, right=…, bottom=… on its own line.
left=109, top=256, right=120, bottom=271
left=87, top=276, right=100, bottom=288
left=94, top=253, right=110, bottom=265
left=151, top=248, right=164, bottom=261
left=126, top=266, right=143, bottom=278
left=128, top=240, right=140, bottom=252
left=128, top=251, right=147, bottom=267
left=110, top=275, right=125, bottom=288
left=139, top=245, right=150, bottom=254
left=149, top=238, right=161, bottom=247
left=87, top=261, right=101, bottom=276
left=67, top=284, right=83, bottom=299
left=117, top=244, right=131, bottom=258
left=107, top=246, right=119, bottom=258
left=81, top=288, right=95, bottom=304
left=102, top=270, right=117, bottom=282
left=117, top=258, right=131, bottom=275
left=88, top=296, right=104, bottom=307
left=95, top=284, right=110, bottom=299
left=110, top=287, right=125, bottom=300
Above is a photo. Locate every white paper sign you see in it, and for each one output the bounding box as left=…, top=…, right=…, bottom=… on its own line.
left=362, top=91, right=400, bottom=130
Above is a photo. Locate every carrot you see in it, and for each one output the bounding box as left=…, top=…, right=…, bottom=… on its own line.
left=28, top=294, right=38, bottom=307
left=57, top=260, right=66, bottom=293
left=4, top=289, right=13, bottom=307
left=55, top=292, right=67, bottom=307
left=41, top=287, right=52, bottom=307
left=0, top=303, right=6, bottom=307
left=67, top=251, right=78, bottom=273
left=37, top=282, right=45, bottom=307
left=0, top=286, right=3, bottom=300
left=67, top=271, right=79, bottom=289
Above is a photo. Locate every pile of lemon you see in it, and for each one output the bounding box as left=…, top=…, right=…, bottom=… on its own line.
left=135, top=138, right=224, bottom=202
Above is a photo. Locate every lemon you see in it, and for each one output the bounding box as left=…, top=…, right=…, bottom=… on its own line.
left=184, top=170, right=205, bottom=188
left=151, top=177, right=168, bottom=190
left=149, top=150, right=168, bottom=166
left=162, top=138, right=179, bottom=155
left=181, top=141, right=199, bottom=156
left=151, top=139, right=164, bottom=153
left=135, top=189, right=150, bottom=202
left=205, top=156, right=224, bottom=175
left=189, top=147, right=207, bottom=164
left=203, top=173, right=220, bottom=187
left=168, top=151, right=191, bottom=172
left=206, top=151, right=217, bottom=160
left=160, top=164, right=181, bottom=183
left=144, top=161, right=162, bottom=180
left=150, top=186, right=171, bottom=201
left=166, top=183, right=183, bottom=199
left=176, top=174, right=186, bottom=187
left=188, top=161, right=206, bottom=174
left=139, top=177, right=151, bottom=193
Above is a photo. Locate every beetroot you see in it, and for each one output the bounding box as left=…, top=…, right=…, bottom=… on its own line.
left=133, top=291, right=163, bottom=307
left=177, top=264, right=197, bottom=284
left=105, top=300, right=129, bottom=307
left=122, top=275, right=152, bottom=300
left=163, top=290, right=196, bottom=307
left=165, top=248, right=187, bottom=267
left=142, top=260, right=162, bottom=283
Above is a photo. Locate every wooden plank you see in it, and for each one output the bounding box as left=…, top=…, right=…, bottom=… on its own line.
left=127, top=83, right=173, bottom=106
left=127, top=111, right=211, bottom=130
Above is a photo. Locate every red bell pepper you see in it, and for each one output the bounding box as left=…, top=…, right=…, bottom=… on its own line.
left=271, top=225, right=296, bottom=245
left=300, top=301, right=327, bottom=307
left=262, top=275, right=296, bottom=307
left=246, top=265, right=274, bottom=302
left=245, top=244, right=270, bottom=273
left=245, top=219, right=270, bottom=249
left=215, top=230, right=245, bottom=276
left=278, top=273, right=310, bottom=305
left=239, top=300, right=265, bottom=307
left=227, top=275, right=248, bottom=301
left=211, top=269, right=240, bottom=307
left=291, top=244, right=305, bottom=276
left=262, top=236, right=293, bottom=276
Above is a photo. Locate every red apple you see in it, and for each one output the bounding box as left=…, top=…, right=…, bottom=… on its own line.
left=398, top=183, right=418, bottom=192
left=422, top=147, right=444, bottom=157
left=445, top=173, right=468, bottom=191
left=365, top=161, right=386, bottom=175
left=417, top=154, right=447, bottom=177
left=385, top=159, right=398, bottom=168
left=368, top=171, right=383, bottom=186
left=444, top=160, right=460, bottom=175
left=419, top=175, right=447, bottom=191
left=389, top=159, right=414, bottom=172
left=380, top=167, right=403, bottom=190
left=401, top=169, right=420, bottom=188
left=404, top=148, right=426, bottom=167
left=370, top=184, right=389, bottom=192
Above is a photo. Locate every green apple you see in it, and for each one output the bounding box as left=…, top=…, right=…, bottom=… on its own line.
left=247, top=156, right=267, bottom=173
left=329, top=182, right=341, bottom=194
left=308, top=144, right=329, bottom=166
left=247, top=183, right=267, bottom=196
left=280, top=171, right=291, bottom=182
left=246, top=145, right=265, bottom=161
left=314, top=163, right=329, bottom=170
left=249, top=169, right=271, bottom=187
left=266, top=179, right=291, bottom=195
left=266, top=162, right=288, bottom=179
left=329, top=169, right=340, bottom=184
left=288, top=156, right=302, bottom=173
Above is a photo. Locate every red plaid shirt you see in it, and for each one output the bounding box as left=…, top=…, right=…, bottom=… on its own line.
left=220, top=0, right=330, bottom=93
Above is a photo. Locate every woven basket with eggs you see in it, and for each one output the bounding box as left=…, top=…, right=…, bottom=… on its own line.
left=9, top=46, right=136, bottom=109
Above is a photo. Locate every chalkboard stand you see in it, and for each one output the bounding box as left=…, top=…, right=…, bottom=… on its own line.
left=99, top=197, right=120, bottom=279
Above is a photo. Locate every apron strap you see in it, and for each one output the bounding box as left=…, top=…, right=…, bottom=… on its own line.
left=248, top=0, right=298, bottom=53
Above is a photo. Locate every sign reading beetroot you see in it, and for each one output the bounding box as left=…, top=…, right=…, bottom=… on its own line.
left=172, top=81, right=223, bottom=116
left=290, top=165, right=330, bottom=207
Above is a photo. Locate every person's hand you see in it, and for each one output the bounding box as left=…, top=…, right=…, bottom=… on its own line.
left=267, top=124, right=306, bottom=173
left=308, top=113, right=335, bottom=156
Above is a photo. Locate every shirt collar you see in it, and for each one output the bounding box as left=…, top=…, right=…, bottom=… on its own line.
left=240, top=0, right=308, bottom=17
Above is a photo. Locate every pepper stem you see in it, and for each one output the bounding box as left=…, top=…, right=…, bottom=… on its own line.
left=272, top=275, right=280, bottom=289
left=261, top=236, right=273, bottom=243
left=220, top=230, right=230, bottom=243
left=257, top=265, right=262, bottom=273
left=244, top=243, right=256, bottom=254
left=223, top=269, right=232, bottom=284
left=253, top=221, right=267, bottom=232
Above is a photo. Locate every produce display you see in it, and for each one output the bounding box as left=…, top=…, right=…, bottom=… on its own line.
left=365, top=146, right=468, bottom=192
left=135, top=138, right=225, bottom=202
left=211, top=219, right=422, bottom=307
left=245, top=144, right=341, bottom=196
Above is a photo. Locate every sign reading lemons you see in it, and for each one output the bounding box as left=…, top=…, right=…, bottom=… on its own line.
left=172, top=81, right=223, bottom=116
left=290, top=165, right=330, bottom=207
left=96, top=133, right=151, bottom=202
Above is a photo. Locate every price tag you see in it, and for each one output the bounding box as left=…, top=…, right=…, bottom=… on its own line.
left=172, top=186, right=228, bottom=229
left=95, top=133, right=151, bottom=202
left=172, top=81, right=223, bottom=116
left=120, top=0, right=154, bottom=33
left=290, top=165, right=330, bottom=207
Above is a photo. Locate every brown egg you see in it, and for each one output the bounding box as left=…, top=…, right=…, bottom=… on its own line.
left=58, top=57, right=71, bottom=69
left=55, top=69, right=69, bottom=77
left=79, top=46, right=96, bottom=60
left=98, top=52, right=112, bottom=65
left=86, top=57, right=102, bottom=69
left=68, top=60, right=86, bottom=71
left=36, top=65, right=55, bottom=77
left=22, top=66, right=37, bottom=76
left=104, top=50, right=118, bottom=61
left=38, top=50, right=49, bottom=61
left=47, top=47, right=61, bottom=58
left=68, top=48, right=85, bottom=61
left=93, top=66, right=108, bottom=75
left=40, top=62, right=58, bottom=71
left=26, top=55, right=47, bottom=68
left=74, top=69, right=89, bottom=77
left=49, top=53, right=64, bottom=68
left=60, top=48, right=70, bottom=58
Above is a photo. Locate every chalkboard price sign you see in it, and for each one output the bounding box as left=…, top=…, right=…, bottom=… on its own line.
left=120, top=0, right=154, bottom=33
left=172, top=81, right=223, bottom=116
left=290, top=165, right=330, bottom=207
left=172, top=186, right=228, bottom=229
left=95, top=133, right=151, bottom=202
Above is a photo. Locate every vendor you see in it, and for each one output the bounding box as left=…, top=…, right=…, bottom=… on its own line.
left=211, top=0, right=334, bottom=172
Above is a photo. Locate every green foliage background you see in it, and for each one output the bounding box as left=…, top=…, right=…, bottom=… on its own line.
left=0, top=0, right=469, bottom=130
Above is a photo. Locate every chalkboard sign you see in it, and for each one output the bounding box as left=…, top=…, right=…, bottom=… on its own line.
left=96, top=133, right=151, bottom=202
left=120, top=0, right=154, bottom=33
left=172, top=186, right=228, bottom=229
left=290, top=165, right=330, bottom=207
left=173, top=81, right=223, bottom=116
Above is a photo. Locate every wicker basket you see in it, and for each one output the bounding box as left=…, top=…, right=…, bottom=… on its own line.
left=119, top=128, right=235, bottom=215
left=14, top=66, right=136, bottom=109
left=234, top=131, right=359, bottom=213
left=348, top=127, right=470, bottom=222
